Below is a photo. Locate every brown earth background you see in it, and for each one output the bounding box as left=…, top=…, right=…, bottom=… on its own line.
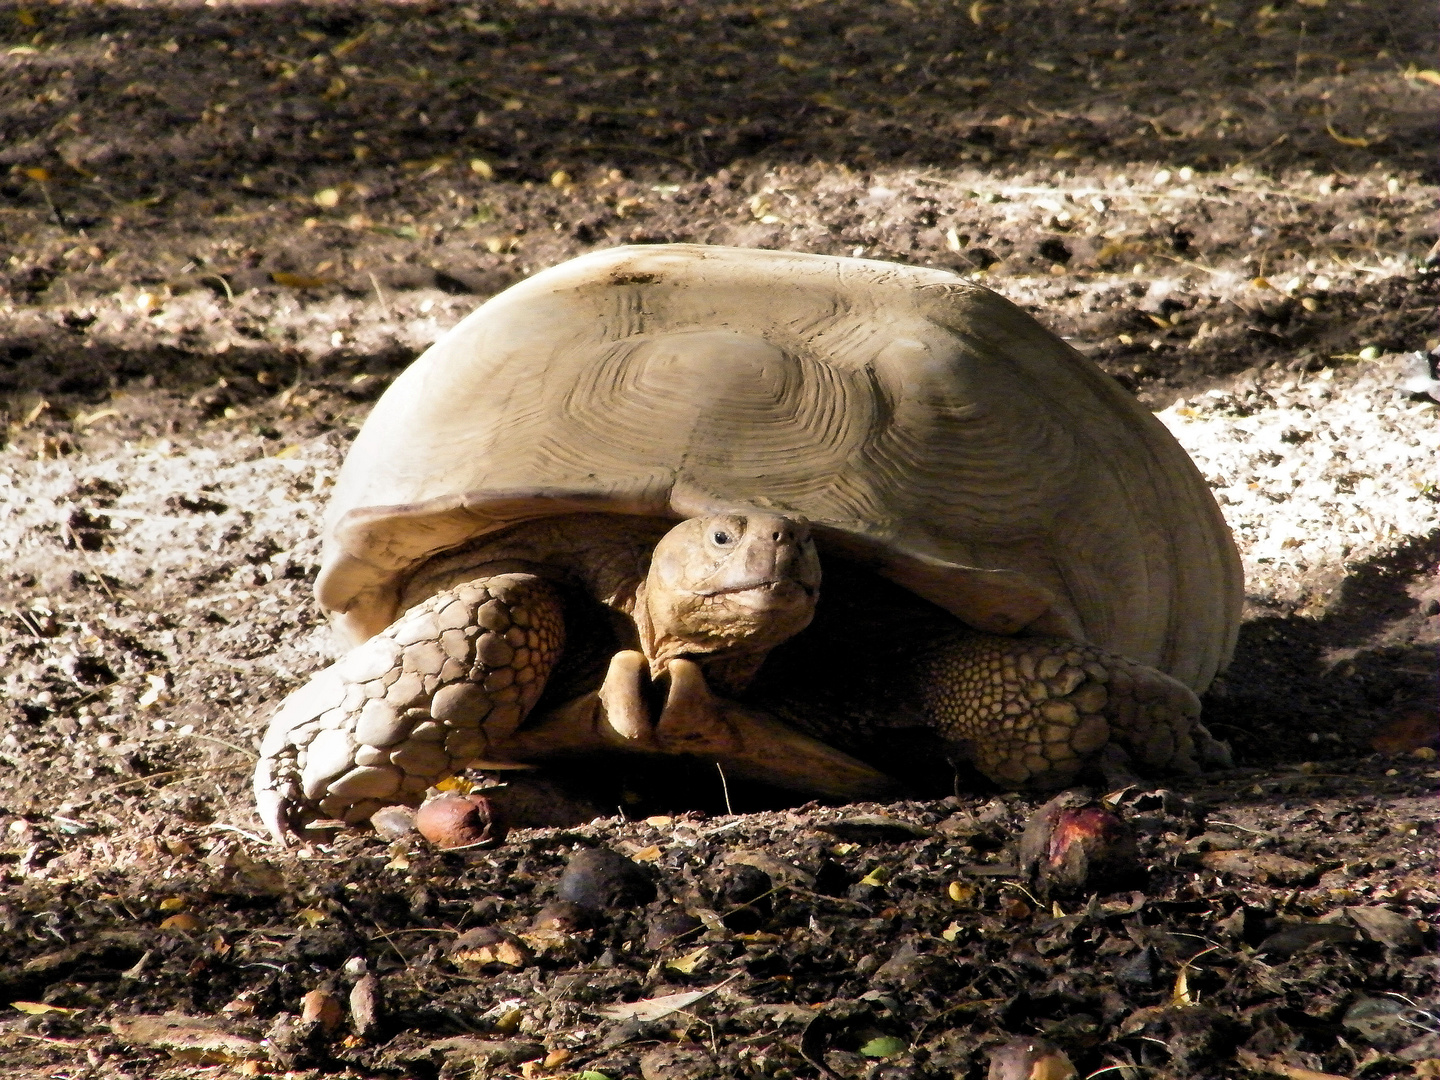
left=0, top=0, right=1437, bottom=1078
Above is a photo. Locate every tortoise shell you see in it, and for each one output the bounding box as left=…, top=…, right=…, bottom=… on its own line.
left=317, top=245, right=1241, bottom=691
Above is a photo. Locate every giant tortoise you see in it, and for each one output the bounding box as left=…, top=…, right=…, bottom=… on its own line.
left=254, top=244, right=1242, bottom=842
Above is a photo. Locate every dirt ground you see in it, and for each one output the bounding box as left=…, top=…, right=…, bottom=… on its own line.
left=1, top=0, right=1438, bottom=1077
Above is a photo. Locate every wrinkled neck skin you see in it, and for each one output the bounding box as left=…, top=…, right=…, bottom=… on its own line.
left=633, top=512, right=821, bottom=696
left=395, top=511, right=821, bottom=696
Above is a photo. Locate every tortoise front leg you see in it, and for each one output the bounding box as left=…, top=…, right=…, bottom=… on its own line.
left=253, top=573, right=564, bottom=843
left=497, top=652, right=897, bottom=800
left=911, top=631, right=1226, bottom=790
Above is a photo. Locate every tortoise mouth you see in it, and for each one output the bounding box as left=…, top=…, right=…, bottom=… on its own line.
left=700, top=579, right=815, bottom=606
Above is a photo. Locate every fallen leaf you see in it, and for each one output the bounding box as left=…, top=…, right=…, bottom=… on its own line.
left=860, top=1035, right=907, bottom=1058
left=331, top=31, right=368, bottom=56
left=1170, top=965, right=1194, bottom=1006
left=1345, top=906, right=1422, bottom=951
left=725, top=850, right=815, bottom=887
left=449, top=927, right=532, bottom=970
left=665, top=945, right=708, bottom=974
left=12, top=1001, right=81, bottom=1015
left=596, top=976, right=737, bottom=1022
left=1255, top=922, right=1357, bottom=957
left=1370, top=712, right=1439, bottom=754
left=301, top=988, right=343, bottom=1032
left=947, top=880, right=976, bottom=903
left=270, top=271, right=329, bottom=289
left=159, top=913, right=204, bottom=932
left=1324, top=118, right=1372, bottom=147
left=73, top=407, right=119, bottom=428
left=137, top=673, right=168, bottom=709
left=1200, top=850, right=1317, bottom=885
left=109, top=1015, right=263, bottom=1064
left=1235, top=1049, right=1349, bottom=1080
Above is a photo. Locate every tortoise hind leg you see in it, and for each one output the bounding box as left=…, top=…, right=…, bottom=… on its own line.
left=911, top=631, right=1218, bottom=791
left=254, top=573, right=564, bottom=843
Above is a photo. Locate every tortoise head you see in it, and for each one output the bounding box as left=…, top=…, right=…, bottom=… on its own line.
left=636, top=511, right=821, bottom=692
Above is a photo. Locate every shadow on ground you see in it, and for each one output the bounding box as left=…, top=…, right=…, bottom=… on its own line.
left=1206, top=528, right=1440, bottom=763
left=0, top=0, right=1434, bottom=224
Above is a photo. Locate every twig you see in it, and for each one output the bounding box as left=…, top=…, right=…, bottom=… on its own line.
left=86, top=761, right=251, bottom=800
left=368, top=272, right=391, bottom=319
left=1235, top=1049, right=1349, bottom=1080
left=205, top=822, right=271, bottom=844
left=715, top=762, right=734, bottom=816
left=167, top=730, right=259, bottom=761
left=202, top=273, right=235, bottom=303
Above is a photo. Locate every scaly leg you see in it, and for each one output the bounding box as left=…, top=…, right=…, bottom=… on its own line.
left=911, top=631, right=1226, bottom=790
left=253, top=573, right=564, bottom=842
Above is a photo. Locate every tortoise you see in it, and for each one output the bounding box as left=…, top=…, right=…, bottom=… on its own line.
left=253, top=244, right=1242, bottom=843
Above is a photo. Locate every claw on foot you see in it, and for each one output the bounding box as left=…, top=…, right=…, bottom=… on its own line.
left=252, top=573, right=564, bottom=842
left=498, top=650, right=895, bottom=800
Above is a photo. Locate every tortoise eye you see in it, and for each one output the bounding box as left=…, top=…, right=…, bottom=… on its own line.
left=712, top=530, right=732, bottom=545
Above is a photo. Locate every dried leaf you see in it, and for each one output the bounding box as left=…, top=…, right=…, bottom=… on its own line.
left=665, top=946, right=708, bottom=974
left=1200, top=850, right=1317, bottom=885
left=597, top=983, right=724, bottom=1023
left=137, top=673, right=168, bottom=709
left=858, top=865, right=890, bottom=887
left=73, top=408, right=119, bottom=429
left=300, top=988, right=343, bottom=1032
left=1170, top=965, right=1194, bottom=1006
left=1235, top=1049, right=1349, bottom=1080
left=270, top=272, right=329, bottom=289
left=1345, top=906, right=1422, bottom=951
left=1324, top=119, right=1371, bottom=147
left=947, top=880, right=976, bottom=903
left=159, top=913, right=204, bottom=932
left=109, top=1015, right=263, bottom=1063
left=12, top=1001, right=80, bottom=1015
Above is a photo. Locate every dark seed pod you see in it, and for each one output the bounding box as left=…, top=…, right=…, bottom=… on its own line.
left=414, top=793, right=508, bottom=849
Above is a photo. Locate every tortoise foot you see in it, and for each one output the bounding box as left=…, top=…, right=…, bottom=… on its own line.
left=914, top=633, right=1210, bottom=791
left=253, top=573, right=564, bottom=844
left=500, top=652, right=896, bottom=801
